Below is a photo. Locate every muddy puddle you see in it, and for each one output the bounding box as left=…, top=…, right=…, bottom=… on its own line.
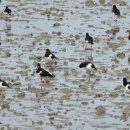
left=0, top=0, right=130, bottom=130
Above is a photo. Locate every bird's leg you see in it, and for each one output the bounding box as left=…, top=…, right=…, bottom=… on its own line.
left=86, top=69, right=90, bottom=82
left=90, top=51, right=93, bottom=60
left=85, top=52, right=88, bottom=60
left=41, top=85, right=42, bottom=90
left=41, top=78, right=47, bottom=90
left=48, top=60, right=53, bottom=66
left=88, top=50, right=92, bottom=61
left=5, top=17, right=8, bottom=27
left=86, top=72, right=90, bottom=83
left=87, top=71, right=91, bottom=82
left=85, top=43, right=87, bottom=50
left=88, top=75, right=90, bottom=82
left=0, top=90, right=2, bottom=95
left=44, top=80, right=47, bottom=84
left=41, top=83, right=44, bottom=90
left=41, top=77, right=42, bottom=82
left=41, top=78, right=44, bottom=90
left=114, top=16, right=117, bottom=22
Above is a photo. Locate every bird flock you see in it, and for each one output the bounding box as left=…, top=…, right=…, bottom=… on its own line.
left=1, top=4, right=130, bottom=93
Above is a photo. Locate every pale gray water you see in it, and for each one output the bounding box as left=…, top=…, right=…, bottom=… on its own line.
left=0, top=0, right=130, bottom=130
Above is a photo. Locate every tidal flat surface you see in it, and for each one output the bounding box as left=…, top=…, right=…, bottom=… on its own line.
left=0, top=0, right=130, bottom=130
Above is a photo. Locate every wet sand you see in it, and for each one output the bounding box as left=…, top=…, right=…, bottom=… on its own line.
left=0, top=0, right=130, bottom=130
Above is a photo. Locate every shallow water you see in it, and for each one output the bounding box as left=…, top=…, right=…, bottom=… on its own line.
left=0, top=0, right=130, bottom=130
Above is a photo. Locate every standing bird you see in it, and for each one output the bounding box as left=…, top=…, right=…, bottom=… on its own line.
left=0, top=79, right=10, bottom=93
left=85, top=33, right=94, bottom=49
left=112, top=5, right=120, bottom=21
left=4, top=6, right=11, bottom=15
left=123, top=78, right=130, bottom=91
left=44, top=49, right=58, bottom=65
left=79, top=61, right=97, bottom=75
left=36, top=63, right=55, bottom=86
left=45, top=49, right=58, bottom=60
left=128, top=32, right=130, bottom=40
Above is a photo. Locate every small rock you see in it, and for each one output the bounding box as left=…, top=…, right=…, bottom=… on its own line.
left=109, top=92, right=118, bottom=98
left=37, top=121, right=44, bottom=125
left=81, top=102, right=88, bottom=105
left=1, top=102, right=10, bottom=110
left=95, top=105, right=106, bottom=116
left=99, top=0, right=105, bottom=5
left=94, top=93, right=103, bottom=98
left=120, top=112, right=128, bottom=121
left=17, top=92, right=26, bottom=98
left=128, top=57, right=130, bottom=64
left=75, top=35, right=80, bottom=40
left=53, top=22, right=60, bottom=27
left=101, top=67, right=107, bottom=73
left=117, top=36, right=124, bottom=40
left=116, top=52, right=125, bottom=59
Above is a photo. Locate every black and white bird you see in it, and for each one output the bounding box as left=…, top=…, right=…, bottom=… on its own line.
left=85, top=33, right=94, bottom=49
left=79, top=61, right=97, bottom=75
left=45, top=49, right=58, bottom=60
left=44, top=49, right=58, bottom=65
left=4, top=6, right=12, bottom=15
left=123, top=78, right=130, bottom=91
left=0, top=79, right=10, bottom=91
left=112, top=5, right=120, bottom=21
left=36, top=63, right=55, bottom=85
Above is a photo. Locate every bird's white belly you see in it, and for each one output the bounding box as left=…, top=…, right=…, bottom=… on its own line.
left=47, top=54, right=56, bottom=63
left=48, top=54, right=52, bottom=60
left=86, top=64, right=92, bottom=70
left=125, top=84, right=130, bottom=91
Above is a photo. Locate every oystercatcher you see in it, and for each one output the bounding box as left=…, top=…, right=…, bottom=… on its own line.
left=36, top=63, right=55, bottom=86
left=44, top=49, right=58, bottom=65
left=45, top=49, right=58, bottom=59
left=0, top=79, right=10, bottom=93
left=123, top=78, right=130, bottom=91
left=4, top=6, right=11, bottom=15
left=85, top=33, right=94, bottom=49
left=112, top=5, right=120, bottom=16
left=79, top=61, right=97, bottom=75
left=112, top=5, right=120, bottom=21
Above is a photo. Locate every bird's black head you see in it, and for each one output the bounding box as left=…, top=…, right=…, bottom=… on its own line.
left=36, top=63, right=41, bottom=73
left=45, top=49, right=51, bottom=57
left=113, top=5, right=117, bottom=9
left=86, top=33, right=89, bottom=36
left=123, top=78, right=127, bottom=86
left=79, top=64, right=82, bottom=68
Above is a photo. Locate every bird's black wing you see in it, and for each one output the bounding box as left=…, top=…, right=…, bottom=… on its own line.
left=116, top=9, right=120, bottom=16
left=40, top=69, right=55, bottom=77
left=51, top=54, right=58, bottom=59
left=88, top=36, right=93, bottom=44
left=8, top=9, right=11, bottom=15
left=79, top=61, right=90, bottom=68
